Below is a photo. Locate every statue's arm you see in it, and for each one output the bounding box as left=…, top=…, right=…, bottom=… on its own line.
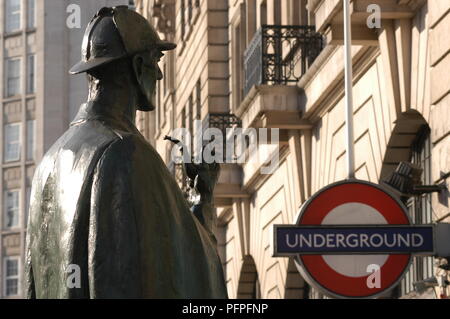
left=164, top=136, right=220, bottom=238
left=88, top=138, right=141, bottom=298
left=190, top=162, right=221, bottom=247
left=191, top=191, right=216, bottom=236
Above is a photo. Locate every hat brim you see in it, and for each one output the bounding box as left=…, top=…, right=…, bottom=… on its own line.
left=69, top=56, right=125, bottom=75
left=69, top=41, right=176, bottom=74
left=157, top=40, right=177, bottom=51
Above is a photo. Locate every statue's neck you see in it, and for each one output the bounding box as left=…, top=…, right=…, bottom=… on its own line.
left=87, top=79, right=138, bottom=125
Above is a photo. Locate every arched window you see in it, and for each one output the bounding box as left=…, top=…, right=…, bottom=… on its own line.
left=399, top=125, right=434, bottom=296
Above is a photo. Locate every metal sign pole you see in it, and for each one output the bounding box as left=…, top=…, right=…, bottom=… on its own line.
left=344, top=0, right=355, bottom=179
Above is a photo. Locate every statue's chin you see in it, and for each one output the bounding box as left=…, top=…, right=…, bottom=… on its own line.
left=136, top=92, right=156, bottom=112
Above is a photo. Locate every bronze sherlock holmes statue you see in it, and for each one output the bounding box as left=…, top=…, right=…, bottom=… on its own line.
left=25, top=6, right=228, bottom=299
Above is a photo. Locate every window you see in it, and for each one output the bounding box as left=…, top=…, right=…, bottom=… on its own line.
left=27, top=55, right=36, bottom=94
left=232, top=12, right=246, bottom=108
left=4, top=123, right=21, bottom=162
left=188, top=0, right=193, bottom=24
left=181, top=107, right=186, bottom=128
left=196, top=80, right=201, bottom=120
left=283, top=0, right=304, bottom=25
left=260, top=0, right=267, bottom=26
left=180, top=0, right=200, bottom=42
left=180, top=0, right=186, bottom=40
left=273, top=0, right=281, bottom=24
left=5, top=0, right=21, bottom=33
left=181, top=106, right=187, bottom=151
left=399, top=125, right=434, bottom=296
left=3, top=257, right=20, bottom=297
left=27, top=0, right=36, bottom=29
left=156, top=81, right=161, bottom=128
left=5, top=58, right=21, bottom=97
left=162, top=62, right=167, bottom=96
left=4, top=190, right=20, bottom=229
left=27, top=120, right=35, bottom=160
left=247, top=0, right=257, bottom=44
left=298, top=0, right=309, bottom=25
left=188, top=94, right=194, bottom=148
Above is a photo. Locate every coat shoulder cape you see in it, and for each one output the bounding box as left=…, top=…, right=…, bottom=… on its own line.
left=25, top=117, right=228, bottom=299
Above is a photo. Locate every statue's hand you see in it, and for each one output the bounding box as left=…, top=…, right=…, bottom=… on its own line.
left=189, top=161, right=220, bottom=239
left=165, top=136, right=220, bottom=201
left=190, top=161, right=220, bottom=203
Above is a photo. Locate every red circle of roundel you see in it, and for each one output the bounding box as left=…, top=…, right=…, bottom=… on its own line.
left=297, top=181, right=411, bottom=298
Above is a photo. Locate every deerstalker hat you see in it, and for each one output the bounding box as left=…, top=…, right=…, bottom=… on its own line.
left=69, top=6, right=176, bottom=75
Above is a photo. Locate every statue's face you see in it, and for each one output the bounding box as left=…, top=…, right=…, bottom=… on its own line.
left=133, top=50, right=164, bottom=112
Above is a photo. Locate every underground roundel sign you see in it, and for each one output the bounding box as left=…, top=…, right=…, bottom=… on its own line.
left=272, top=180, right=435, bottom=299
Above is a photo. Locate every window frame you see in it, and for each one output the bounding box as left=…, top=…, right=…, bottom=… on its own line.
left=3, top=189, right=21, bottom=230
left=231, top=5, right=247, bottom=109
left=179, top=0, right=201, bottom=45
left=27, top=0, right=36, bottom=29
left=5, top=0, right=22, bottom=33
left=3, top=256, right=20, bottom=297
left=5, top=57, right=22, bottom=98
left=4, top=122, right=22, bottom=163
left=26, top=119, right=36, bottom=161
left=27, top=54, right=36, bottom=94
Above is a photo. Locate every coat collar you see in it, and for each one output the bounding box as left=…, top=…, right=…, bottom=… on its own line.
left=71, top=102, right=140, bottom=135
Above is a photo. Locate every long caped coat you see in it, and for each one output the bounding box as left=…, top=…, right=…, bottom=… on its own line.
left=24, top=102, right=228, bottom=298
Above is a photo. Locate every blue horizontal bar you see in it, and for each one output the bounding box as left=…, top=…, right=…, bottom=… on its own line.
left=274, top=225, right=434, bottom=255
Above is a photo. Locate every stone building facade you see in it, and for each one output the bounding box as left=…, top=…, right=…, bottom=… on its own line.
left=0, top=0, right=128, bottom=299
left=137, top=0, right=449, bottom=299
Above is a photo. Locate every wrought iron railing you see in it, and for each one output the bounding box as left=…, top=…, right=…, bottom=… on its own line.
left=203, top=113, right=242, bottom=161
left=244, top=25, right=323, bottom=96
left=203, top=113, right=242, bottom=134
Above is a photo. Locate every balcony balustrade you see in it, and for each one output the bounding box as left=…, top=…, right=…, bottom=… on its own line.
left=244, top=25, right=323, bottom=96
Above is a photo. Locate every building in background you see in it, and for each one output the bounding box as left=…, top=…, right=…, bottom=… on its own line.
left=137, top=0, right=450, bottom=299
left=0, top=0, right=129, bottom=299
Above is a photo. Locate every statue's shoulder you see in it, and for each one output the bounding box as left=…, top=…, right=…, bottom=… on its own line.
left=98, top=132, right=161, bottom=162
left=94, top=132, right=171, bottom=180
left=34, top=120, right=126, bottom=178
